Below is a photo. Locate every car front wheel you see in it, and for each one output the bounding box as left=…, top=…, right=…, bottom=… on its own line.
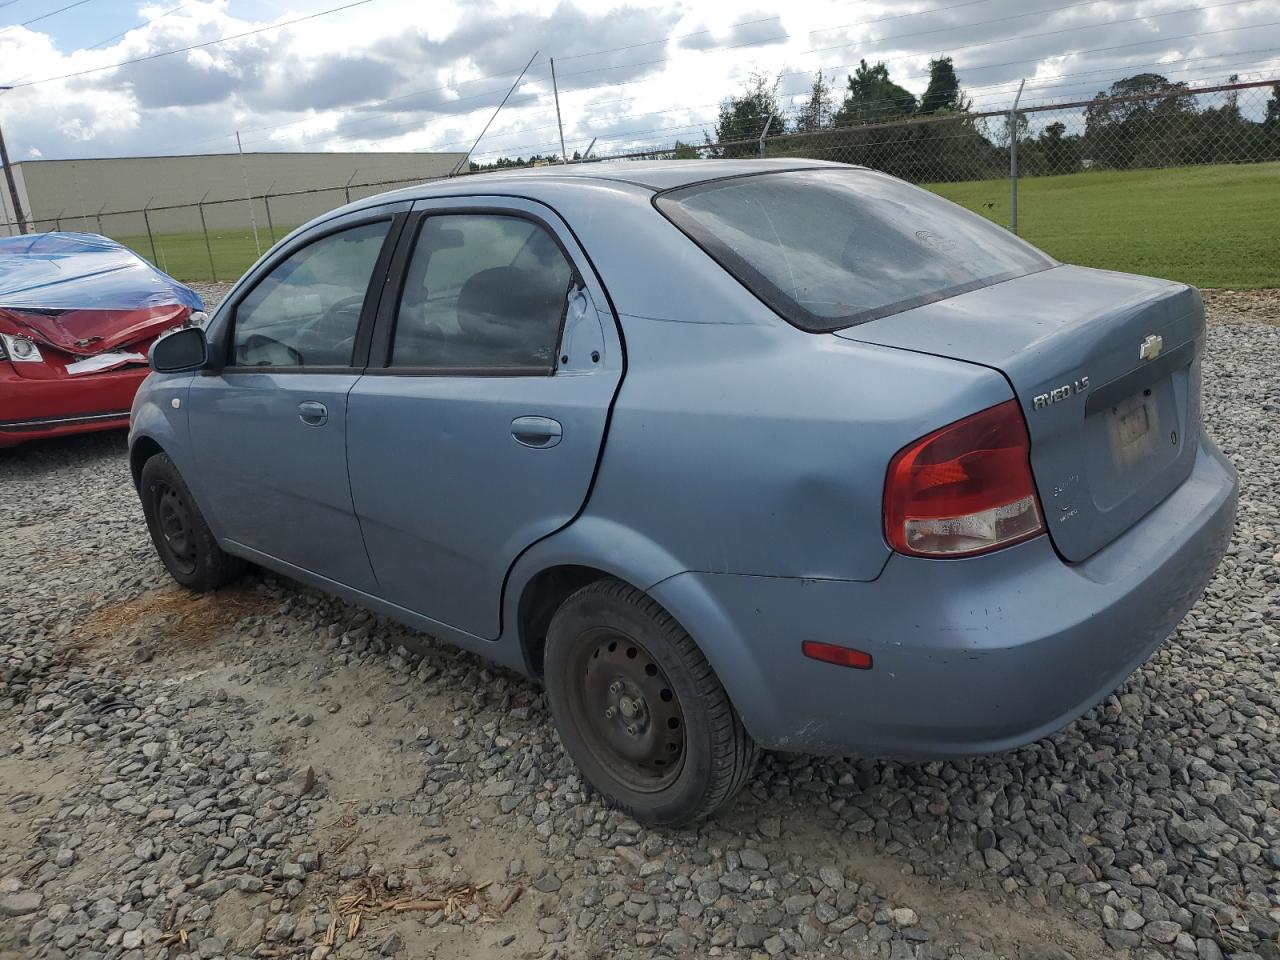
left=139, top=453, right=244, bottom=592
left=544, top=578, right=758, bottom=825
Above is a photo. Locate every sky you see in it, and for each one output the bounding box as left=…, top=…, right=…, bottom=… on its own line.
left=0, top=0, right=1277, bottom=164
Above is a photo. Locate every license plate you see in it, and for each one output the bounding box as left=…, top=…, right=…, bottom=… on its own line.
left=1115, top=403, right=1150, bottom=445
left=1107, top=392, right=1159, bottom=467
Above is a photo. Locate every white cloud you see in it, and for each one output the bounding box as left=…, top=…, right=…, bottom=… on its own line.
left=0, top=0, right=1275, bottom=163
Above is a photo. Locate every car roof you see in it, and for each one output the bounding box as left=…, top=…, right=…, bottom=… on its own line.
left=343, top=157, right=856, bottom=213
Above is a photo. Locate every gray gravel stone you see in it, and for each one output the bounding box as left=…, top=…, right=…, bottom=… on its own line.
left=1, top=294, right=1278, bottom=960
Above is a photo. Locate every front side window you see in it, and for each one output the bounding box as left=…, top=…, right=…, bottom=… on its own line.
left=232, top=220, right=390, bottom=367
left=391, top=214, right=575, bottom=371
left=656, top=169, right=1054, bottom=331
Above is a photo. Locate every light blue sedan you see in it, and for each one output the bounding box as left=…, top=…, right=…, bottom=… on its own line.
left=130, top=159, right=1237, bottom=824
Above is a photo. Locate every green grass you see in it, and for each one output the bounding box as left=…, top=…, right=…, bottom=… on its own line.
left=115, top=162, right=1280, bottom=289
left=114, top=227, right=293, bottom=285
left=928, top=162, right=1280, bottom=289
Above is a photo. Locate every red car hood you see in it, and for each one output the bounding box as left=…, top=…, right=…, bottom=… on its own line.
left=0, top=303, right=189, bottom=356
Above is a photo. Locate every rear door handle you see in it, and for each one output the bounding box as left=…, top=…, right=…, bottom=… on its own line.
left=511, top=416, right=562, bottom=448
left=298, top=401, right=328, bottom=426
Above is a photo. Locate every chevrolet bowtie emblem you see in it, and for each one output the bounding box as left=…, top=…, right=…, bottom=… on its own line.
left=1139, top=334, right=1163, bottom=362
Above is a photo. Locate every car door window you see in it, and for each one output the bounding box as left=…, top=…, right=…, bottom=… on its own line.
left=232, top=220, right=391, bottom=367
left=391, top=214, right=575, bottom=371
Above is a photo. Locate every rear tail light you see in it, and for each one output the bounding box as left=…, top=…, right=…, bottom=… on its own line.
left=884, top=399, right=1044, bottom=558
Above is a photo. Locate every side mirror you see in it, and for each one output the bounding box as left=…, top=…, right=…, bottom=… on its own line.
left=150, top=326, right=208, bottom=373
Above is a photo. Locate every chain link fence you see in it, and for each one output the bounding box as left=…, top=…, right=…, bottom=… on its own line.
left=1, top=78, right=1276, bottom=283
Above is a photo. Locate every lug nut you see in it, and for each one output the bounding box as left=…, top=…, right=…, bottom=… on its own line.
left=626, top=724, right=637, bottom=735
left=605, top=707, right=615, bottom=718
left=609, top=682, right=622, bottom=694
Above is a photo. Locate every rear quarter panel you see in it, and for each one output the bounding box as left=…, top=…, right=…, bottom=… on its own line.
left=507, top=181, right=1017, bottom=587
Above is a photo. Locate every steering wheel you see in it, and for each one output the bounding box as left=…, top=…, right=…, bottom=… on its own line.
left=319, top=293, right=366, bottom=327
left=296, top=293, right=365, bottom=357
left=239, top=333, right=303, bottom=367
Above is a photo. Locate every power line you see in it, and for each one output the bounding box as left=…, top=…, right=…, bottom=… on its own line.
left=0, top=0, right=94, bottom=34
left=6, top=0, right=380, bottom=88
left=261, top=12, right=1279, bottom=156
left=552, top=0, right=1264, bottom=84
left=114, top=0, right=1271, bottom=157
left=82, top=1, right=194, bottom=51
left=551, top=0, right=996, bottom=64
left=231, top=0, right=1214, bottom=152
left=461, top=63, right=1280, bottom=162
left=2, top=1, right=193, bottom=87
left=188, top=0, right=1024, bottom=149
left=327, top=53, right=1263, bottom=156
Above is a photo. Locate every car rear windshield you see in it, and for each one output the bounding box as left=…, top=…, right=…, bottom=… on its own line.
left=655, top=168, right=1055, bottom=332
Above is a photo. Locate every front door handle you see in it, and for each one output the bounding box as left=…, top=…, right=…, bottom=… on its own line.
left=511, top=416, right=562, bottom=448
left=298, top=401, right=328, bottom=426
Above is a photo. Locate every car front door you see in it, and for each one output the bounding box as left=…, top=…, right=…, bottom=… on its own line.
left=188, top=207, right=405, bottom=592
left=347, top=197, right=623, bottom=638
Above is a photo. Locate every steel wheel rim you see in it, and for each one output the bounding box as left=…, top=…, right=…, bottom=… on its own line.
left=155, top=482, right=197, bottom=576
left=566, top=627, right=686, bottom=793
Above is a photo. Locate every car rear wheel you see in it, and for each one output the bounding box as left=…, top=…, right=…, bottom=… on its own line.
left=139, top=453, right=244, bottom=592
left=544, top=578, right=758, bottom=825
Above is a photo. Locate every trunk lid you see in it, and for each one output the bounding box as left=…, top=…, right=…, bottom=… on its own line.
left=836, top=264, right=1204, bottom=562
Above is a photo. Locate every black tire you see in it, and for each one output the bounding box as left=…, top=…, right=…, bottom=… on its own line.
left=139, top=453, right=244, bottom=592
left=544, top=578, right=758, bottom=825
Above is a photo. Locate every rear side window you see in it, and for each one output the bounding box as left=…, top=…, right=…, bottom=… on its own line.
left=391, top=214, right=575, bottom=372
left=655, top=169, right=1054, bottom=331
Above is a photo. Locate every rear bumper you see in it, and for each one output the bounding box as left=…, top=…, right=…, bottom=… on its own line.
left=651, top=434, right=1237, bottom=757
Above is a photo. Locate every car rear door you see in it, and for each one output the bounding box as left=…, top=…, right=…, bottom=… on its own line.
left=347, top=197, right=622, bottom=639
left=188, top=205, right=407, bottom=592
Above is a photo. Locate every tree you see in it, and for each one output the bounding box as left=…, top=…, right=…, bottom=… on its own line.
left=995, top=110, right=1029, bottom=149
left=794, top=70, right=834, bottom=132
left=920, top=57, right=960, bottom=114
left=833, top=60, right=916, bottom=126
left=712, top=71, right=786, bottom=156
left=665, top=140, right=701, bottom=159
left=1038, top=122, right=1081, bottom=174
left=1265, top=83, right=1280, bottom=130
left=1084, top=73, right=1196, bottom=168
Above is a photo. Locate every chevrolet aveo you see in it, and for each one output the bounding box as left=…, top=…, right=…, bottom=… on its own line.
left=130, top=159, right=1237, bottom=825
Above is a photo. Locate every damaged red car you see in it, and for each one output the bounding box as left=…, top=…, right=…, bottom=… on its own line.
left=0, top=233, right=204, bottom=448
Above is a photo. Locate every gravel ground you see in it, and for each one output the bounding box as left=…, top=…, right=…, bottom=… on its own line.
left=1, top=289, right=1277, bottom=960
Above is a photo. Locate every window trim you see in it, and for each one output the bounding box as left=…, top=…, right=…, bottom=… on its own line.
left=368, top=206, right=582, bottom=378
left=652, top=168, right=1056, bottom=333
left=215, top=213, right=404, bottom=375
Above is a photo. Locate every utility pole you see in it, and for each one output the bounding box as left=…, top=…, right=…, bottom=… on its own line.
left=550, top=58, right=567, bottom=164
left=236, top=131, right=262, bottom=258
left=0, top=86, right=29, bottom=235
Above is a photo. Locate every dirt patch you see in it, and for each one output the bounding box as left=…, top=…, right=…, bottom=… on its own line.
left=70, top=583, right=275, bottom=659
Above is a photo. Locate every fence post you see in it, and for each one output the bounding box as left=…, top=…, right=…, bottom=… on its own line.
left=758, top=114, right=775, bottom=157
left=263, top=181, right=276, bottom=243
left=197, top=190, right=217, bottom=283
left=1009, top=78, right=1025, bottom=235
left=95, top=204, right=106, bottom=236
left=54, top=209, right=65, bottom=231
left=142, top=198, right=158, bottom=265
